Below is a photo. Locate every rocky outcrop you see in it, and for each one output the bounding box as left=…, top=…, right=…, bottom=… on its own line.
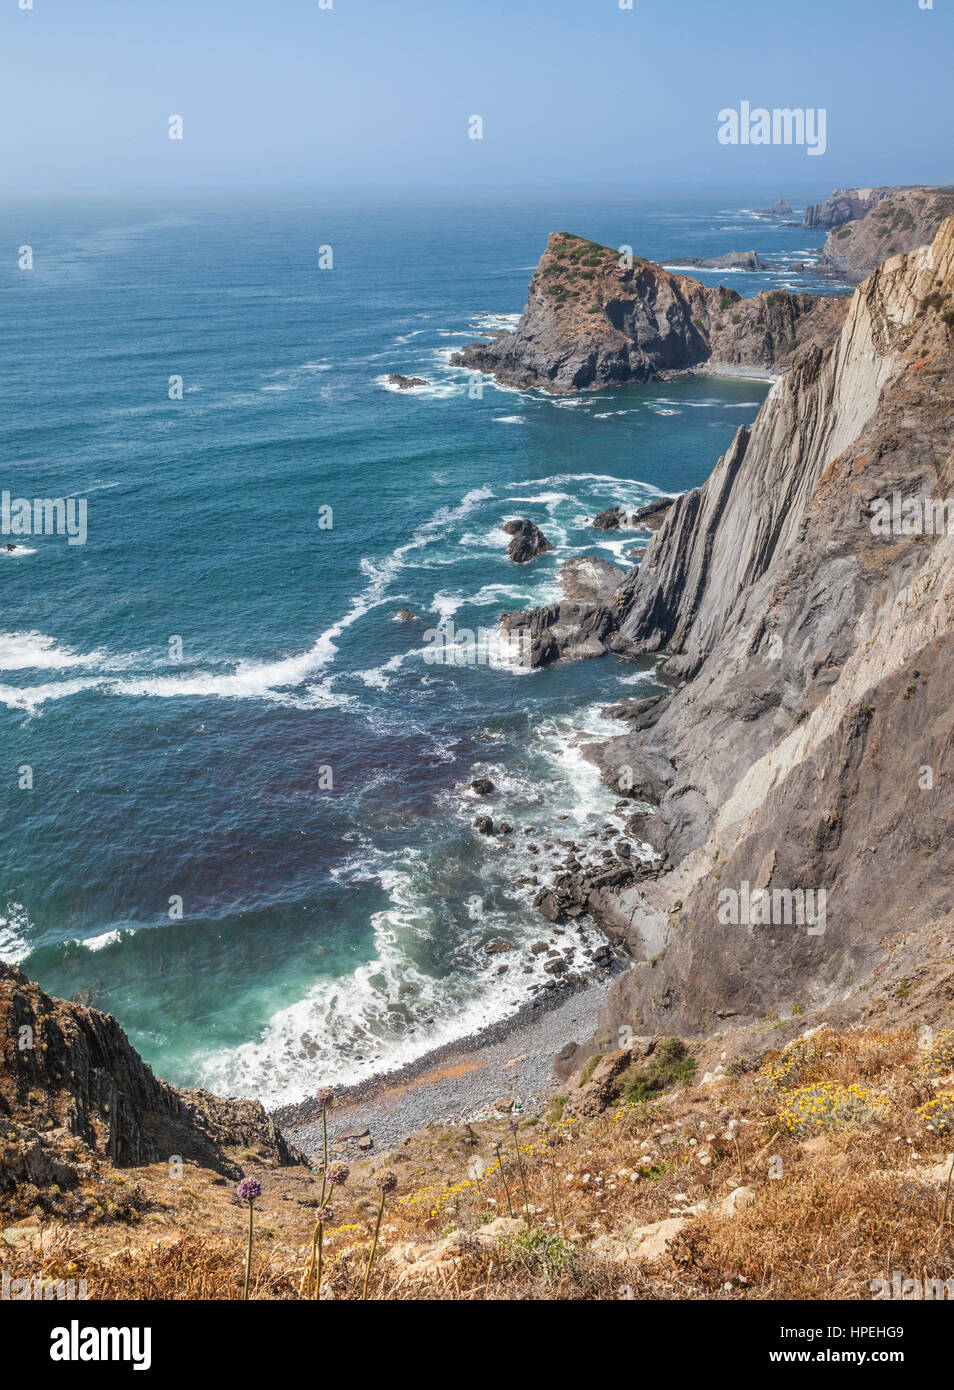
left=388, top=374, right=430, bottom=390
left=817, top=187, right=954, bottom=280
left=558, top=555, right=626, bottom=604
left=499, top=556, right=626, bottom=666
left=580, top=214, right=954, bottom=1034
left=804, top=187, right=893, bottom=229
left=632, top=497, right=676, bottom=531
left=0, top=964, right=304, bottom=1192
left=451, top=233, right=848, bottom=394
left=705, top=291, right=847, bottom=372
left=502, top=517, right=553, bottom=563
left=756, top=198, right=793, bottom=218
left=592, top=507, right=627, bottom=530
left=666, top=250, right=767, bottom=271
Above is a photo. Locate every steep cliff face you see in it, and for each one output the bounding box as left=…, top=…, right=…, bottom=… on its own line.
left=452, top=233, right=847, bottom=394
left=817, top=187, right=954, bottom=280
left=0, top=963, right=303, bottom=1200
left=804, top=186, right=893, bottom=229
left=585, top=216, right=954, bottom=1036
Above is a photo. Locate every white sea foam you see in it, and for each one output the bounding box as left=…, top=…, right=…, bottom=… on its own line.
left=508, top=473, right=665, bottom=492
left=0, top=631, right=104, bottom=672
left=0, top=903, right=31, bottom=964
left=0, top=488, right=496, bottom=710
left=193, top=854, right=595, bottom=1104
left=0, top=676, right=105, bottom=713
left=354, top=649, right=426, bottom=692
left=106, top=487, right=495, bottom=704
left=505, top=491, right=571, bottom=509
left=82, top=929, right=124, bottom=952
left=375, top=372, right=459, bottom=400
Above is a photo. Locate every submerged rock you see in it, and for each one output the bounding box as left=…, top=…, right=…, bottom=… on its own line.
left=387, top=374, right=430, bottom=389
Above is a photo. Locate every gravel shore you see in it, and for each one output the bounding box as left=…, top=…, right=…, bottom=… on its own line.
left=277, top=971, right=618, bottom=1161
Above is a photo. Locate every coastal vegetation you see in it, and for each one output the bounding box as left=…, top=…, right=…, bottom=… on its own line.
left=3, top=1023, right=953, bottom=1301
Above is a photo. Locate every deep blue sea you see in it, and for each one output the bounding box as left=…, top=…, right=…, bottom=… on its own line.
left=0, top=190, right=840, bottom=1104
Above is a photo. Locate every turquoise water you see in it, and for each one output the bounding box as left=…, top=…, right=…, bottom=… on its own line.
left=0, top=191, right=834, bottom=1103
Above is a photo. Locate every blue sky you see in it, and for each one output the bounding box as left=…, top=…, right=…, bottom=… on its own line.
left=1, top=0, right=951, bottom=194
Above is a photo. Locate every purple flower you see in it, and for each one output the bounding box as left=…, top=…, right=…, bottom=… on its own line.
left=237, top=1177, right=261, bottom=1204
left=326, top=1162, right=350, bottom=1186
left=508, top=1119, right=520, bottom=1134
left=315, top=1086, right=334, bottom=1107
left=376, top=1171, right=397, bottom=1195
left=314, top=1206, right=333, bottom=1224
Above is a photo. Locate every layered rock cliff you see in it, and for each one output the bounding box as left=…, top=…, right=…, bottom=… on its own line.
left=572, top=215, right=954, bottom=1038
left=816, top=186, right=954, bottom=280
left=452, top=233, right=847, bottom=394
left=804, top=186, right=894, bottom=229
left=0, top=963, right=303, bottom=1210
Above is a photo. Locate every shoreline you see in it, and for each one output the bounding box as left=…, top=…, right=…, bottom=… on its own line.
left=275, top=965, right=621, bottom=1158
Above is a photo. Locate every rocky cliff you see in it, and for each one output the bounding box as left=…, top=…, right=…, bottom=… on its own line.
left=0, top=963, right=303, bottom=1211
left=514, top=217, right=954, bottom=1049
left=816, top=186, right=954, bottom=280
left=804, top=186, right=894, bottom=229
left=452, top=233, right=847, bottom=394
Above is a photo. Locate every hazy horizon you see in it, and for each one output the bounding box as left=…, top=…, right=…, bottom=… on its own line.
left=2, top=0, right=951, bottom=197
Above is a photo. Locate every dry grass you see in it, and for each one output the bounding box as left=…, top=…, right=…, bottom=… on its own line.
left=3, top=1024, right=954, bottom=1300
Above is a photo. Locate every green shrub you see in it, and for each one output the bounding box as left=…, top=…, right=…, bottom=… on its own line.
left=621, top=1037, right=696, bottom=1102
left=578, top=1054, right=603, bottom=1086
left=499, top=1227, right=578, bottom=1283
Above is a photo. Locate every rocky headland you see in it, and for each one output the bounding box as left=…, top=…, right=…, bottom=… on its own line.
left=451, top=232, right=847, bottom=393
left=809, top=185, right=954, bottom=280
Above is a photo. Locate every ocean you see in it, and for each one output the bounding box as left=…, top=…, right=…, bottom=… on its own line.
left=0, top=189, right=839, bottom=1105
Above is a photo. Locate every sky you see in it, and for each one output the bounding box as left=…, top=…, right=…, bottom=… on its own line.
left=1, top=0, right=952, bottom=195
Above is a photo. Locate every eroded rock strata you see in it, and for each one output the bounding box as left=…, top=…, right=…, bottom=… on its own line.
left=0, top=963, right=304, bottom=1201
left=817, top=186, right=954, bottom=280
left=545, top=215, right=954, bottom=1043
